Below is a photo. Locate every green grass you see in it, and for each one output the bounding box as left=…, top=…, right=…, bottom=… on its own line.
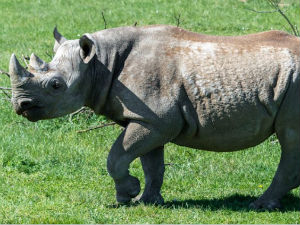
left=0, top=0, right=300, bottom=223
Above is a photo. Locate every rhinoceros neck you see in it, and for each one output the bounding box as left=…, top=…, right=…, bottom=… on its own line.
left=85, top=28, right=138, bottom=114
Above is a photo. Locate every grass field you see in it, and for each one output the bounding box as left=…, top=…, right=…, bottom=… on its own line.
left=0, top=0, right=300, bottom=223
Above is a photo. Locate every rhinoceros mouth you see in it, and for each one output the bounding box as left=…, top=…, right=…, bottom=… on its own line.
left=20, top=106, right=44, bottom=122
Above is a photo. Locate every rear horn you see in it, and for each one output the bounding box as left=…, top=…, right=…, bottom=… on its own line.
left=29, top=53, right=47, bottom=71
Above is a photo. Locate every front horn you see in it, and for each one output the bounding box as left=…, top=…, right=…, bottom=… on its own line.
left=9, top=54, right=33, bottom=85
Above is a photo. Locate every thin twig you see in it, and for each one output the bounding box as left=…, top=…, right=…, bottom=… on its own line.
left=164, top=163, right=176, bottom=166
left=275, top=6, right=298, bottom=36
left=295, top=26, right=299, bottom=37
left=0, top=87, right=11, bottom=90
left=0, top=86, right=12, bottom=100
left=46, top=51, right=54, bottom=60
left=22, top=54, right=29, bottom=69
left=245, top=0, right=299, bottom=37
left=70, top=107, right=87, bottom=117
left=280, top=23, right=292, bottom=35
left=101, top=11, right=107, bottom=29
left=174, top=13, right=181, bottom=27
left=267, top=0, right=298, bottom=36
left=244, top=7, right=278, bottom=13
left=69, top=107, right=88, bottom=122
left=77, top=122, right=116, bottom=133
left=0, top=89, right=11, bottom=100
left=0, top=69, right=10, bottom=78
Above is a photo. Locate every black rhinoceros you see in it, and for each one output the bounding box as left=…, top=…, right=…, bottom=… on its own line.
left=9, top=25, right=300, bottom=210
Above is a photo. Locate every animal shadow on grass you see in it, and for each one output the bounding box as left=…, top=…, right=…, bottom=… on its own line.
left=107, top=193, right=299, bottom=212
left=163, top=193, right=300, bottom=212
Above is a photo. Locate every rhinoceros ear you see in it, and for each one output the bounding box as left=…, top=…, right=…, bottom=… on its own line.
left=53, top=26, right=67, bottom=53
left=79, top=34, right=96, bottom=64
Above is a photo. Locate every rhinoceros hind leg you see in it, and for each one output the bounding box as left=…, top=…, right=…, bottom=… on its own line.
left=249, top=127, right=300, bottom=210
left=139, top=146, right=165, bottom=205
left=249, top=198, right=282, bottom=211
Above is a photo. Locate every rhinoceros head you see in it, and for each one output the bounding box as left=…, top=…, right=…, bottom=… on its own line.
left=9, top=28, right=97, bottom=122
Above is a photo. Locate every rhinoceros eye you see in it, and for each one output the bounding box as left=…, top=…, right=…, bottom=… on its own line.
left=51, top=79, right=61, bottom=90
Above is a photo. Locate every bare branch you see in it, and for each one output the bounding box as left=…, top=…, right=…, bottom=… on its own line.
left=267, top=0, right=298, bottom=36
left=266, top=0, right=280, bottom=7
left=0, top=87, right=11, bottom=90
left=295, top=26, right=299, bottom=37
left=280, top=23, right=292, bottom=35
left=275, top=7, right=298, bottom=36
left=77, top=122, right=116, bottom=133
left=164, top=163, right=177, bottom=166
left=0, top=69, right=10, bottom=78
left=245, top=0, right=299, bottom=37
left=46, top=51, right=54, bottom=60
left=70, top=107, right=87, bottom=117
left=69, top=107, right=89, bottom=122
left=22, top=54, right=29, bottom=69
left=244, top=7, right=278, bottom=13
left=0, top=89, right=11, bottom=101
left=101, top=11, right=107, bottom=29
left=174, top=13, right=181, bottom=27
left=0, top=86, right=12, bottom=101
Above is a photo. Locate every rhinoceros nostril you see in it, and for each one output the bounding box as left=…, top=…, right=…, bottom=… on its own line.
left=19, top=100, right=33, bottom=110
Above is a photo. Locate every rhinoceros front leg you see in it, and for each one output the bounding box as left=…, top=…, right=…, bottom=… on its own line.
left=107, top=122, right=168, bottom=204
left=250, top=127, right=300, bottom=210
left=139, top=146, right=165, bottom=205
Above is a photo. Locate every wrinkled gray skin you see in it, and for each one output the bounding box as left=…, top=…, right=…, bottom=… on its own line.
left=9, top=25, right=300, bottom=210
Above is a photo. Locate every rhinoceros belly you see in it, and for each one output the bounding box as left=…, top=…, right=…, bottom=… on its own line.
left=172, top=95, right=276, bottom=151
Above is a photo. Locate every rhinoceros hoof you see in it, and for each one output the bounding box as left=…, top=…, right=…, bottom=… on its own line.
left=140, top=193, right=164, bottom=205
left=116, top=175, right=141, bottom=204
left=249, top=199, right=282, bottom=211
